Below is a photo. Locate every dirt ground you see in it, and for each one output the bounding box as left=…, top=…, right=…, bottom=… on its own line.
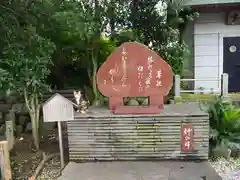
left=10, top=126, right=64, bottom=180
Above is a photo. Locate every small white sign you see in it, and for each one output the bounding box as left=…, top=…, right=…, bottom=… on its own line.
left=43, top=93, right=74, bottom=122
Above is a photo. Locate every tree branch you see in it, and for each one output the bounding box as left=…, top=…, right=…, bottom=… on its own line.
left=0, top=4, right=21, bottom=17
left=24, top=88, right=33, bottom=112
left=30, top=94, right=35, bottom=113
left=29, top=152, right=60, bottom=180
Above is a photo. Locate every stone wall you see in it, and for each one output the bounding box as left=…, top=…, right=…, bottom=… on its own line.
left=67, top=103, right=210, bottom=161
left=0, top=90, right=75, bottom=136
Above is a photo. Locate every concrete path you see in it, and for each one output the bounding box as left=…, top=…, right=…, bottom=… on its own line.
left=58, top=161, right=222, bottom=180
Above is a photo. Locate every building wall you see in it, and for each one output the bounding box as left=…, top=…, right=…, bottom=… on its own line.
left=185, top=0, right=240, bottom=6
left=194, top=12, right=240, bottom=91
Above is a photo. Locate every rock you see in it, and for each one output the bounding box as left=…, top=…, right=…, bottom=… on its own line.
left=141, top=98, right=149, bottom=105
left=5, top=96, right=16, bottom=104
left=21, top=104, right=29, bottom=113
left=136, top=97, right=147, bottom=104
left=230, top=149, right=240, bottom=158
left=0, top=124, right=5, bottom=135
left=18, top=116, right=28, bottom=125
left=16, top=125, right=23, bottom=136
left=123, top=97, right=130, bottom=105
left=126, top=99, right=139, bottom=106
left=25, top=122, right=32, bottom=132
left=5, top=111, right=15, bottom=122
left=43, top=122, right=56, bottom=131
left=11, top=103, right=23, bottom=113
left=212, top=145, right=231, bottom=159
left=0, top=118, right=4, bottom=125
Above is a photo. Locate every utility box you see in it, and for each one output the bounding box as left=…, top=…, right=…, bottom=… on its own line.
left=43, top=93, right=74, bottom=122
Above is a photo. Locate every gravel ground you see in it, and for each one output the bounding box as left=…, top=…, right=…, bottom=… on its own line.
left=37, top=127, right=66, bottom=180
left=210, top=158, right=240, bottom=180
left=37, top=156, right=61, bottom=180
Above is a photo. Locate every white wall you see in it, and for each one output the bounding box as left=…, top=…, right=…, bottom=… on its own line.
left=194, top=12, right=240, bottom=92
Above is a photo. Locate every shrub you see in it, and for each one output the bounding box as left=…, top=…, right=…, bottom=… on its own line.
left=206, top=96, right=240, bottom=158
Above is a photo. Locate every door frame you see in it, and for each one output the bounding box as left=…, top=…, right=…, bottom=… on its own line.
left=223, top=36, right=240, bottom=92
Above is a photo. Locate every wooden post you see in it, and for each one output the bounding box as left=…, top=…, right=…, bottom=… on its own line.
left=174, top=75, right=181, bottom=100
left=221, top=73, right=228, bottom=98
left=5, top=121, right=14, bottom=151
left=5, top=110, right=15, bottom=151
left=0, top=141, right=12, bottom=180
left=5, top=110, right=15, bottom=131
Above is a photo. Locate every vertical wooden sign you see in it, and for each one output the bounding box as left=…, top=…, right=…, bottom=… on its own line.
left=181, top=124, right=194, bottom=152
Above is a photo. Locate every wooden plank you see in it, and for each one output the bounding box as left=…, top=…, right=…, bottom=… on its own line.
left=0, top=141, right=12, bottom=180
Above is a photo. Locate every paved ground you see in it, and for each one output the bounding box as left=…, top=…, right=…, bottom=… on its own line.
left=58, top=161, right=222, bottom=180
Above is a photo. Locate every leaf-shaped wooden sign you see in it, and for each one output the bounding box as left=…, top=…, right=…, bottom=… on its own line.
left=96, top=42, right=173, bottom=114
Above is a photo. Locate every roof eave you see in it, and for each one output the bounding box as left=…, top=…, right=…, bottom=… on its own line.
left=185, top=0, right=240, bottom=6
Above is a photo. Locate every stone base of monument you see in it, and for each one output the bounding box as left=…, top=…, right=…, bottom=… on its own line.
left=109, top=96, right=164, bottom=114
left=67, top=103, right=209, bottom=161
left=114, top=106, right=162, bottom=114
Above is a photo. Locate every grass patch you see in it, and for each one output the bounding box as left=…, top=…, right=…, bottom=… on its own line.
left=181, top=93, right=216, bottom=99
left=175, top=93, right=217, bottom=103
left=175, top=93, right=240, bottom=104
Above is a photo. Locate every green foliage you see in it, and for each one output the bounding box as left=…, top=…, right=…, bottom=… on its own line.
left=208, top=96, right=240, bottom=157
left=209, top=97, right=240, bottom=142
left=162, top=42, right=190, bottom=75
left=0, top=0, right=57, bottom=149
left=0, top=27, right=55, bottom=96
left=95, top=36, right=116, bottom=66
left=0, top=69, right=9, bottom=88
left=127, top=1, right=197, bottom=74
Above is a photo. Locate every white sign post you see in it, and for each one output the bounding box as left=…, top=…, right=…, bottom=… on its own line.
left=42, top=93, right=75, bottom=169
left=57, top=121, right=64, bottom=168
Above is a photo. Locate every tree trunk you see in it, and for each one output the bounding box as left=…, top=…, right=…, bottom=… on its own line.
left=30, top=112, right=40, bottom=150
left=91, top=51, right=98, bottom=106
left=24, top=90, right=41, bottom=150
